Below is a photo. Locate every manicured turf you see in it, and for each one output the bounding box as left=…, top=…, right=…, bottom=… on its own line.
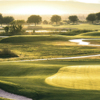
left=0, top=60, right=100, bottom=100
left=46, top=65, right=100, bottom=90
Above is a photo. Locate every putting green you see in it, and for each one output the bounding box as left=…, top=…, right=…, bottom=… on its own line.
left=45, top=65, right=100, bottom=90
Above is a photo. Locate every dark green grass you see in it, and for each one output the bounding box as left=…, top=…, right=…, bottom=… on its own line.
left=60, top=29, right=93, bottom=36
left=0, top=60, right=100, bottom=100
left=0, top=48, right=18, bottom=58
left=79, top=31, right=100, bottom=36
left=0, top=35, right=68, bottom=43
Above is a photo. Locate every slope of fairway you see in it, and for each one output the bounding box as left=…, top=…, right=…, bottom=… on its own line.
left=0, top=35, right=67, bottom=43
left=78, top=31, right=100, bottom=36
left=45, top=65, right=100, bottom=90
left=0, top=61, right=100, bottom=100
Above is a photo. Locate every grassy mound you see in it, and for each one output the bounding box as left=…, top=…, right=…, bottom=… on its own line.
left=79, top=31, right=100, bottom=36
left=0, top=48, right=18, bottom=58
left=46, top=65, right=100, bottom=90
left=0, top=35, right=67, bottom=43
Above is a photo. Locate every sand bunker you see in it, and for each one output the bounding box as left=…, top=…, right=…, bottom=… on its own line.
left=45, top=65, right=100, bottom=90
left=0, top=89, right=32, bottom=100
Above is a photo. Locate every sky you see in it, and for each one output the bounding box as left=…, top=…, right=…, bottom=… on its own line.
left=0, top=0, right=100, bottom=15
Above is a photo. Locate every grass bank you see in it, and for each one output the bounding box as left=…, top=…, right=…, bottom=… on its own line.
left=0, top=60, right=100, bottom=100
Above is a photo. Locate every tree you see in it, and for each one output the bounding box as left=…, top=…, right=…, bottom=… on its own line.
left=86, top=14, right=96, bottom=24
left=3, top=16, right=14, bottom=24
left=0, top=14, right=3, bottom=26
left=43, top=20, right=48, bottom=24
left=51, top=15, right=61, bottom=25
left=96, top=12, right=100, bottom=21
left=68, top=15, right=78, bottom=24
left=27, top=15, right=42, bottom=26
left=4, top=26, right=9, bottom=33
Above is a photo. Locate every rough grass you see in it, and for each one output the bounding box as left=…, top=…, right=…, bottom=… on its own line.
left=0, top=35, right=100, bottom=61
left=83, top=40, right=100, bottom=45
left=46, top=65, right=100, bottom=90
left=0, top=61, right=100, bottom=100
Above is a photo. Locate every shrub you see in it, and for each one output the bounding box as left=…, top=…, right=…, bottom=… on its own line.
left=0, top=48, right=18, bottom=58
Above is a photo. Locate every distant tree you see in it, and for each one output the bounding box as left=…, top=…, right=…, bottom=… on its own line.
left=0, top=14, right=3, bottom=26
left=86, top=14, right=96, bottom=24
left=68, top=15, right=78, bottom=24
left=27, top=15, right=42, bottom=26
left=43, top=20, right=48, bottom=24
left=96, top=12, right=100, bottom=21
left=3, top=16, right=14, bottom=25
left=51, top=15, right=61, bottom=25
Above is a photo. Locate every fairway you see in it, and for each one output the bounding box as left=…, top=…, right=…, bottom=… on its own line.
left=0, top=33, right=100, bottom=100
left=46, top=65, right=100, bottom=90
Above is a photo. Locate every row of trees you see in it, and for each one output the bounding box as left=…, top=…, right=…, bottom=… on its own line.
left=0, top=12, right=100, bottom=27
left=27, top=15, right=78, bottom=25
left=0, top=13, right=79, bottom=26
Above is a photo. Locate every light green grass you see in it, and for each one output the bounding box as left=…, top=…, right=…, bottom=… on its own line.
left=34, top=24, right=100, bottom=30
left=46, top=65, right=100, bottom=90
left=0, top=60, right=100, bottom=100
left=0, top=97, right=12, bottom=100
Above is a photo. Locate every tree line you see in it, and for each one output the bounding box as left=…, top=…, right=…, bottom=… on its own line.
left=0, top=12, right=100, bottom=27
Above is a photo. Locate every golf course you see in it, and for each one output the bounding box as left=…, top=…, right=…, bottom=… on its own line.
left=0, top=24, right=100, bottom=100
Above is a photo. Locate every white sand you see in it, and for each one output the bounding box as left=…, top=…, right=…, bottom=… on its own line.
left=0, top=89, right=32, bottom=100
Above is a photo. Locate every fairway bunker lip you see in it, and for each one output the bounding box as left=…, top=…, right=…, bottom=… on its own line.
left=0, top=89, right=32, bottom=100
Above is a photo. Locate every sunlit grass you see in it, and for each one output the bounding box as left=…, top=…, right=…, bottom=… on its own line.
left=29, top=24, right=100, bottom=30
left=0, top=60, right=100, bottom=100
left=46, top=65, right=100, bottom=90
